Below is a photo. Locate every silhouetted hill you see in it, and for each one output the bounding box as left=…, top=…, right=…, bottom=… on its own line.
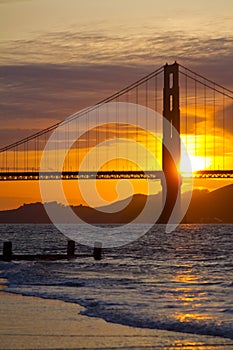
left=0, top=185, right=232, bottom=223
left=0, top=194, right=153, bottom=224
left=185, top=184, right=233, bottom=223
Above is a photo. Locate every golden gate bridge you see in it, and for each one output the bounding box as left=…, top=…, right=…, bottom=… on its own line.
left=1, top=61, right=233, bottom=223
left=0, top=62, right=232, bottom=181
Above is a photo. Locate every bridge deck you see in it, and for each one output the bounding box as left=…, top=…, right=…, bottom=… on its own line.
left=0, top=170, right=232, bottom=181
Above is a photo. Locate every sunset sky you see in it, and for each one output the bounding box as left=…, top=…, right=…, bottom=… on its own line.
left=0, top=0, right=233, bottom=210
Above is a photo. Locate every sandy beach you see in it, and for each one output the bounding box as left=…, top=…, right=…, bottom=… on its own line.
left=0, top=291, right=232, bottom=350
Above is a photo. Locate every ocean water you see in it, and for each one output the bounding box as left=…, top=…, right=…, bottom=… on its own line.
left=0, top=224, right=232, bottom=342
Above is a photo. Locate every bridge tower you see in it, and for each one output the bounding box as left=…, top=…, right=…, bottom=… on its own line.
left=159, top=62, right=181, bottom=223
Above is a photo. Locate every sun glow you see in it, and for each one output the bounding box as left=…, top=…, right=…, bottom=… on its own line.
left=181, top=155, right=212, bottom=173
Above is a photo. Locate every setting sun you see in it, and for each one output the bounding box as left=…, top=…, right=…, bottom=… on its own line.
left=181, top=155, right=212, bottom=173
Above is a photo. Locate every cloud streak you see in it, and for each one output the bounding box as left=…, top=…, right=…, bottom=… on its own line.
left=1, top=29, right=232, bottom=68
left=0, top=28, right=232, bottom=147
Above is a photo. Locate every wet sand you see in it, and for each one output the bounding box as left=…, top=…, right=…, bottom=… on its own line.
left=0, top=291, right=233, bottom=349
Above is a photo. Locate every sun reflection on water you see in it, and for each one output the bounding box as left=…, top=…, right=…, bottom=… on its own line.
left=171, top=269, right=215, bottom=326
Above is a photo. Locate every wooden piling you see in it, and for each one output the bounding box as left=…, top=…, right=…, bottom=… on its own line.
left=3, top=241, right=12, bottom=261
left=67, top=240, right=75, bottom=258
left=93, top=241, right=102, bottom=260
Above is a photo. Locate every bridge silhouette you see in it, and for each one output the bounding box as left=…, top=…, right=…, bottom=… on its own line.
left=0, top=62, right=232, bottom=182
left=1, top=61, right=232, bottom=223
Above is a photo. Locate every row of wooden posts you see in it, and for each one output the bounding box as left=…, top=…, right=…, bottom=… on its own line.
left=1, top=240, right=102, bottom=261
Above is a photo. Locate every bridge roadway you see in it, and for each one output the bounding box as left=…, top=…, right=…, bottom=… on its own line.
left=0, top=170, right=233, bottom=181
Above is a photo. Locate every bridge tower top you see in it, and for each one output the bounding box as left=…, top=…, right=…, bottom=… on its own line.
left=162, top=62, right=180, bottom=168
left=160, top=62, right=181, bottom=223
left=163, top=62, right=180, bottom=136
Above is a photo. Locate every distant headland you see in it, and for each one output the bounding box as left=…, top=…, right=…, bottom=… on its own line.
left=0, top=185, right=232, bottom=224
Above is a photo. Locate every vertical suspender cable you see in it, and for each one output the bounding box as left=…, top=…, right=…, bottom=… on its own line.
left=67, top=122, right=70, bottom=171
left=222, top=91, right=225, bottom=170
left=194, top=77, right=197, bottom=158
left=16, top=145, right=18, bottom=172
left=185, top=71, right=188, bottom=153
left=23, top=142, right=25, bottom=171
left=106, top=102, right=109, bottom=171
left=213, top=87, right=216, bottom=169
left=56, top=129, right=59, bottom=172
left=44, top=133, right=47, bottom=172
left=26, top=138, right=29, bottom=171
left=13, top=146, right=15, bottom=172
left=75, top=116, right=78, bottom=171
left=96, top=107, right=99, bottom=171
left=48, top=132, right=50, bottom=172
left=136, top=86, right=138, bottom=170
left=232, top=100, right=233, bottom=170
left=116, top=96, right=119, bottom=171
left=126, top=91, right=128, bottom=171
left=154, top=74, right=157, bottom=168
left=145, top=80, right=148, bottom=170
left=37, top=137, right=39, bottom=172
left=85, top=109, right=88, bottom=172
left=204, top=82, right=207, bottom=169
left=232, top=102, right=233, bottom=170
left=34, top=138, right=37, bottom=171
